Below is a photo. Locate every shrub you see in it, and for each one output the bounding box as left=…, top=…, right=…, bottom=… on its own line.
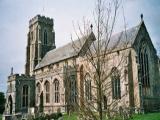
left=32, top=112, right=63, bottom=120
left=50, top=113, right=58, bottom=119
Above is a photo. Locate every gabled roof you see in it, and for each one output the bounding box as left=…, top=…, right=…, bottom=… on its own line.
left=35, top=22, right=142, bottom=70
left=35, top=32, right=95, bottom=69
left=89, top=24, right=141, bottom=53
left=109, top=23, right=140, bottom=48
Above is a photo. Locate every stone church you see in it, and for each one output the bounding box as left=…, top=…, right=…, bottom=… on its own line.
left=3, top=14, right=160, bottom=118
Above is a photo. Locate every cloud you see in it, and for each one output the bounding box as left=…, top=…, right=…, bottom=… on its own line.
left=0, top=0, right=159, bottom=92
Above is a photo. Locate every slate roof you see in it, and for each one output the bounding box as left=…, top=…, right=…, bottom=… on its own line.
left=35, top=35, right=90, bottom=69
left=35, top=22, right=142, bottom=70
left=108, top=24, right=140, bottom=48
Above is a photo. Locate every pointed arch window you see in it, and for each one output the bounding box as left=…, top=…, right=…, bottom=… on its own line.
left=44, top=30, right=47, bottom=45
left=70, top=74, right=77, bottom=103
left=44, top=81, right=50, bottom=103
left=111, top=67, right=121, bottom=99
left=22, top=85, right=29, bottom=107
left=85, top=74, right=92, bottom=101
left=138, top=45, right=150, bottom=87
left=36, top=83, right=41, bottom=103
left=80, top=65, right=84, bottom=105
left=54, top=79, right=60, bottom=103
left=103, top=95, right=107, bottom=110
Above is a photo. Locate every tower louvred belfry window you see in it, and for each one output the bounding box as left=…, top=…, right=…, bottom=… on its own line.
left=44, top=30, right=47, bottom=44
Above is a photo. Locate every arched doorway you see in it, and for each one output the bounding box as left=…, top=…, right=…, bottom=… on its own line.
left=8, top=95, right=13, bottom=114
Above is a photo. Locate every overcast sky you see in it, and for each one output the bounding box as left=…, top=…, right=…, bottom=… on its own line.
left=0, top=0, right=160, bottom=93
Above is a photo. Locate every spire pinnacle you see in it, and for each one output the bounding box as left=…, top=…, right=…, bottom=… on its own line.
left=11, top=67, right=13, bottom=75
left=90, top=24, right=93, bottom=31
left=140, top=13, right=143, bottom=21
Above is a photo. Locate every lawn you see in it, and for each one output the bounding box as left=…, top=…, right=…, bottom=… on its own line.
left=63, top=112, right=160, bottom=120
left=63, top=113, right=77, bottom=120
left=130, top=112, right=160, bottom=120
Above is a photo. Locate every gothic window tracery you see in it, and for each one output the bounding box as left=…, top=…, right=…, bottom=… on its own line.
left=111, top=67, right=121, bottom=99
left=54, top=79, right=60, bottom=103
left=44, top=81, right=50, bottom=103
left=85, top=73, right=92, bottom=101
left=69, top=74, right=76, bottom=103
left=138, top=44, right=150, bottom=87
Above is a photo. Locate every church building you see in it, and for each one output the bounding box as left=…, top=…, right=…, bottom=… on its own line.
left=3, top=14, right=160, bottom=119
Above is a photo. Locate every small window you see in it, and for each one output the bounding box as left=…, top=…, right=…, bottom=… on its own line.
left=22, top=85, right=29, bottom=107
left=31, top=31, right=33, bottom=41
left=10, top=83, right=12, bottom=92
left=36, top=83, right=41, bottom=103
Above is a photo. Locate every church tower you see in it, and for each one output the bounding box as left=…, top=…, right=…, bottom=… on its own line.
left=25, top=15, right=56, bottom=76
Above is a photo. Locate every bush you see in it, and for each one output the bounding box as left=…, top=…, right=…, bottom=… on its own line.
left=57, top=113, right=62, bottom=118
left=50, top=113, right=58, bottom=119
left=32, top=112, right=63, bottom=120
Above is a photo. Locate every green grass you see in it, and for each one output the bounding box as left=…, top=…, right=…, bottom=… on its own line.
left=130, top=112, right=160, bottom=120
left=63, top=113, right=77, bottom=120
left=63, top=112, right=160, bottom=120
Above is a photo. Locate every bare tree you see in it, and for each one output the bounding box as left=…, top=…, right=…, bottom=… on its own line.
left=67, top=0, right=131, bottom=119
